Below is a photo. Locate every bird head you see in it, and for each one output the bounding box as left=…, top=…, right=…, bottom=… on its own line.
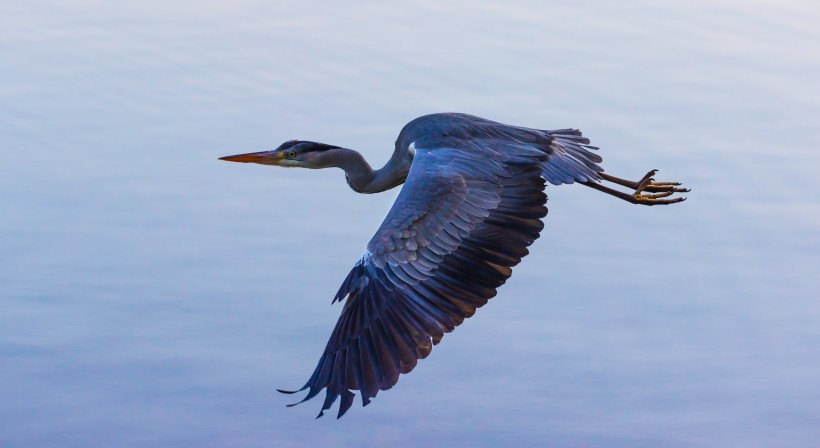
left=219, top=140, right=341, bottom=169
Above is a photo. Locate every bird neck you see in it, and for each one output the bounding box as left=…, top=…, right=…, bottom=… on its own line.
left=333, top=148, right=411, bottom=194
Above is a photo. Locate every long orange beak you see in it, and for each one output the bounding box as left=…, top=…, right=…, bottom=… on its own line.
left=218, top=151, right=283, bottom=164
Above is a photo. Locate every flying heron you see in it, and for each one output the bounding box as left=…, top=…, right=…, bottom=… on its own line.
left=219, top=113, right=688, bottom=418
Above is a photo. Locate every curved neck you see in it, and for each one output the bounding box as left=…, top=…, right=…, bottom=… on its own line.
left=332, top=148, right=411, bottom=194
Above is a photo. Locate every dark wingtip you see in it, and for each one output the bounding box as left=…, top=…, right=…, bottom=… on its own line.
left=337, top=390, right=355, bottom=419
left=277, top=388, right=299, bottom=394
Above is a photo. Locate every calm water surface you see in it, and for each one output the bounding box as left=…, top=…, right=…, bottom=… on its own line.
left=2, top=1, right=819, bottom=447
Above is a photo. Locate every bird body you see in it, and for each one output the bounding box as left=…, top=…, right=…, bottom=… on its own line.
left=220, top=113, right=687, bottom=418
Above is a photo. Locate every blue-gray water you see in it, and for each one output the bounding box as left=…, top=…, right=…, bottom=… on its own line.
left=2, top=1, right=819, bottom=447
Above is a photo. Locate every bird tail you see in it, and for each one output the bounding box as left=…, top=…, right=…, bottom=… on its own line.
left=540, top=129, right=604, bottom=185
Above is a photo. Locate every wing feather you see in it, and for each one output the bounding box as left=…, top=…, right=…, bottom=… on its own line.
left=283, top=139, right=552, bottom=418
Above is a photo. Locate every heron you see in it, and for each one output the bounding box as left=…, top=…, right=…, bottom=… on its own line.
left=219, top=113, right=688, bottom=419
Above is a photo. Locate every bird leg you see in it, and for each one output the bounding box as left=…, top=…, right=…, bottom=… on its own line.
left=581, top=169, right=689, bottom=205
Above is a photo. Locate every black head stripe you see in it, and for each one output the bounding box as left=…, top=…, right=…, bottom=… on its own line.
left=278, top=140, right=300, bottom=150
left=277, top=140, right=340, bottom=153
left=302, top=142, right=340, bottom=153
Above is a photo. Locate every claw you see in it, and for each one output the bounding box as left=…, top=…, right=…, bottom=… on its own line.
left=642, top=184, right=689, bottom=193
left=640, top=191, right=674, bottom=199
left=639, top=169, right=658, bottom=183
left=635, top=177, right=655, bottom=194
left=633, top=194, right=687, bottom=205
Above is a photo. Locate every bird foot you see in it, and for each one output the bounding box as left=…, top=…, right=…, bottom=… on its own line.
left=630, top=170, right=689, bottom=204
left=584, top=170, right=689, bottom=206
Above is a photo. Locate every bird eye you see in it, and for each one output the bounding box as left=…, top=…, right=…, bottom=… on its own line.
left=288, top=151, right=297, bottom=158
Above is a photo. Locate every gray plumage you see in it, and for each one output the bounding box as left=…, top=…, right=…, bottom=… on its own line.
left=219, top=113, right=688, bottom=419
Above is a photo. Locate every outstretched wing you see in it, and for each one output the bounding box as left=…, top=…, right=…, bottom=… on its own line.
left=280, top=115, right=603, bottom=418
left=280, top=144, right=551, bottom=418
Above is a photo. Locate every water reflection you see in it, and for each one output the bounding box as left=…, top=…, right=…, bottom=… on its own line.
left=1, top=1, right=819, bottom=447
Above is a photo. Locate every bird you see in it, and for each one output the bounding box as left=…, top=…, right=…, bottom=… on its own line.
left=219, top=113, right=688, bottom=419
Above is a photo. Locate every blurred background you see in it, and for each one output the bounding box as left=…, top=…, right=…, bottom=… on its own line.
left=1, top=1, right=818, bottom=446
